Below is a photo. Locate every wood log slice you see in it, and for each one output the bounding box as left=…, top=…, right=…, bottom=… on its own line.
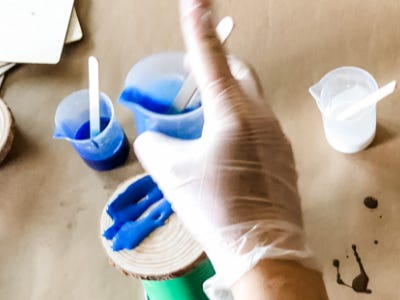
left=100, top=174, right=205, bottom=281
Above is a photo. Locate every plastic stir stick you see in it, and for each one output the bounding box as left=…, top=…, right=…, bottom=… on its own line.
left=337, top=80, right=397, bottom=121
left=88, top=56, right=101, bottom=138
left=170, top=16, right=235, bottom=113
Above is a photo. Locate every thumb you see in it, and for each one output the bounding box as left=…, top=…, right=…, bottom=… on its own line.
left=134, top=131, right=202, bottom=194
left=179, top=0, right=240, bottom=106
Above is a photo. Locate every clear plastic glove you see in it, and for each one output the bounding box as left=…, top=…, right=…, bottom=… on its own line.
left=134, top=0, right=315, bottom=297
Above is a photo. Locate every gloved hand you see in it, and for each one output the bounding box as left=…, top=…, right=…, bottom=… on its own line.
left=134, top=0, right=315, bottom=297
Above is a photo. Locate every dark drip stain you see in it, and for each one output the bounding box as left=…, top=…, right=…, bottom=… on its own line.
left=332, top=259, right=351, bottom=288
left=364, top=196, right=378, bottom=209
left=351, top=245, right=372, bottom=293
left=374, top=240, right=378, bottom=245
left=332, top=245, right=372, bottom=294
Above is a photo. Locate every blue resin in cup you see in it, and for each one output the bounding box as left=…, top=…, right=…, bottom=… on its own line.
left=118, top=52, right=204, bottom=140
left=53, top=89, right=129, bottom=171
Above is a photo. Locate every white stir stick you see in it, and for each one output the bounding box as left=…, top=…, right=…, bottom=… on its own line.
left=338, top=80, right=397, bottom=121
left=88, top=56, right=101, bottom=138
left=170, top=16, right=235, bottom=113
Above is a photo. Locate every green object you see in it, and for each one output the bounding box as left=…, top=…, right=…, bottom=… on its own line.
left=143, top=258, right=215, bottom=300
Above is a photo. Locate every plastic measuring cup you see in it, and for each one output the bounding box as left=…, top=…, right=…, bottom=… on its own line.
left=309, top=67, right=378, bottom=153
left=53, top=89, right=130, bottom=171
left=118, top=52, right=203, bottom=140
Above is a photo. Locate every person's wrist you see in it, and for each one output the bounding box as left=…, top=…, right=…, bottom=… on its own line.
left=199, top=220, right=314, bottom=287
left=231, top=258, right=328, bottom=300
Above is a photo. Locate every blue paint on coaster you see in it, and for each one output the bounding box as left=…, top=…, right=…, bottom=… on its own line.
left=111, top=199, right=174, bottom=251
left=103, top=186, right=163, bottom=240
left=107, top=175, right=156, bottom=218
left=104, top=175, right=174, bottom=251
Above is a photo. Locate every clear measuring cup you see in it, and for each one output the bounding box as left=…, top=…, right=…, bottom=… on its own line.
left=53, top=89, right=130, bottom=171
left=118, top=52, right=203, bottom=140
left=309, top=67, right=378, bottom=153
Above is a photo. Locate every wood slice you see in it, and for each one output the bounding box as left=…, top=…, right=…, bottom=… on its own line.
left=0, top=98, right=15, bottom=164
left=100, top=174, right=204, bottom=281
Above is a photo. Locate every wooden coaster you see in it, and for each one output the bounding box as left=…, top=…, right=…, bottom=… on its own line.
left=100, top=174, right=204, bottom=281
left=0, top=98, right=15, bottom=163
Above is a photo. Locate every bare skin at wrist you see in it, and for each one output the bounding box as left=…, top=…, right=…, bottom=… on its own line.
left=232, top=259, right=329, bottom=300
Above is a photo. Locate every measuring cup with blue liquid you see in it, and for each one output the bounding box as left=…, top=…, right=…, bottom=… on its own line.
left=53, top=89, right=130, bottom=171
left=118, top=52, right=204, bottom=140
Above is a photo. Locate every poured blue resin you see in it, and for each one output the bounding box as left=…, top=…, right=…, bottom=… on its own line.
left=104, top=175, right=174, bottom=251
left=112, top=199, right=174, bottom=251
left=103, top=187, right=163, bottom=240
left=107, top=175, right=156, bottom=218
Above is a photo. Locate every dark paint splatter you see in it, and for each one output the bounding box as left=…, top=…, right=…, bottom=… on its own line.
left=364, top=196, right=378, bottom=209
left=332, top=245, right=372, bottom=294
left=332, top=259, right=351, bottom=288
left=351, top=245, right=371, bottom=293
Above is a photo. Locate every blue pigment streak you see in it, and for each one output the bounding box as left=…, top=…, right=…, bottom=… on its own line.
left=74, top=117, right=130, bottom=171
left=120, top=86, right=172, bottom=114
left=104, top=175, right=174, bottom=251
left=103, top=187, right=163, bottom=240
left=112, top=199, right=174, bottom=251
left=119, top=78, right=200, bottom=115
left=106, top=175, right=156, bottom=218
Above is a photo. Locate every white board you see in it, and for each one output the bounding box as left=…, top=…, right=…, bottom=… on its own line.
left=0, top=0, right=74, bottom=64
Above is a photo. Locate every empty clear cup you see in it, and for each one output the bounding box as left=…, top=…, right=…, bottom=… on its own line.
left=309, top=67, right=378, bottom=153
left=53, top=89, right=130, bottom=171
left=118, top=52, right=203, bottom=140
